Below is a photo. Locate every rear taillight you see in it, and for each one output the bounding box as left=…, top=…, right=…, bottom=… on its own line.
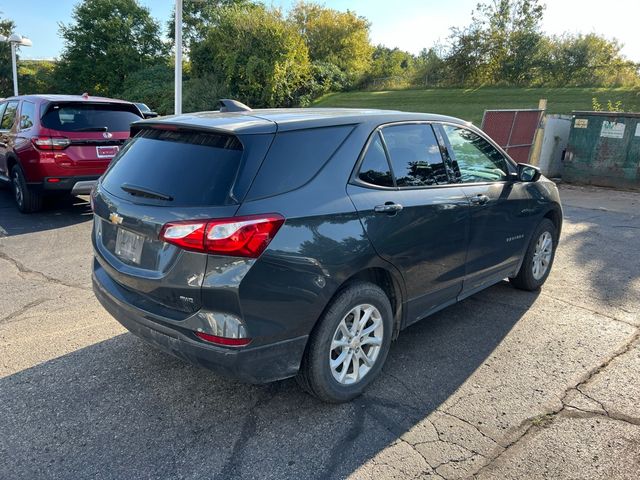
left=159, top=214, right=285, bottom=258
left=32, top=136, right=71, bottom=150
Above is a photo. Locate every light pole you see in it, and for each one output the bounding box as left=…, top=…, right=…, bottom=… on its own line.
left=174, top=0, right=183, bottom=115
left=0, top=33, right=32, bottom=96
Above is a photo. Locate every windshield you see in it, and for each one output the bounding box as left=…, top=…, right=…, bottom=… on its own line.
left=41, top=103, right=142, bottom=133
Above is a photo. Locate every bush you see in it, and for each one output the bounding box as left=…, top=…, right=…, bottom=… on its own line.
left=118, top=63, right=174, bottom=115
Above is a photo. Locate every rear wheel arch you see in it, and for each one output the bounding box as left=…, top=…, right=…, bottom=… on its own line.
left=317, top=266, right=405, bottom=341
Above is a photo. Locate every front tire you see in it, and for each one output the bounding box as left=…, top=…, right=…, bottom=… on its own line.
left=11, top=165, right=43, bottom=213
left=297, top=282, right=393, bottom=403
left=510, top=218, right=557, bottom=291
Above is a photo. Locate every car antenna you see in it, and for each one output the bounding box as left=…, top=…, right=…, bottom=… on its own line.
left=218, top=99, right=252, bottom=113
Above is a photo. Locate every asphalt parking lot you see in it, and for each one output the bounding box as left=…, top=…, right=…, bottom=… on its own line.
left=1, top=183, right=639, bottom=480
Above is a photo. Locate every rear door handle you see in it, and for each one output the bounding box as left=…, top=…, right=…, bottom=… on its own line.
left=470, top=194, right=490, bottom=205
left=374, top=202, right=403, bottom=214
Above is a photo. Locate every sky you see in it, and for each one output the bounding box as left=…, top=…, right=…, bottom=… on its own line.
left=2, top=0, right=640, bottom=62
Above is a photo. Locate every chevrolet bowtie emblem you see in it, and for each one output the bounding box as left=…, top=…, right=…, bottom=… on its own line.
left=109, top=212, right=123, bottom=225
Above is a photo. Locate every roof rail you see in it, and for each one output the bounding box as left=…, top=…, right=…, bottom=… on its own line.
left=218, top=99, right=252, bottom=113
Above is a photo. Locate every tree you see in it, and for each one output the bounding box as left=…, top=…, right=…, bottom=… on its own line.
left=54, top=0, right=167, bottom=96
left=447, top=0, right=545, bottom=85
left=0, top=15, right=16, bottom=97
left=289, top=2, right=372, bottom=85
left=191, top=5, right=311, bottom=107
left=363, top=46, right=417, bottom=89
left=18, top=60, right=58, bottom=94
left=543, top=34, right=640, bottom=87
left=166, top=0, right=253, bottom=53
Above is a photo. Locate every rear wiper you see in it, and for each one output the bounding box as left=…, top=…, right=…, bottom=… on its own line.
left=121, top=183, right=173, bottom=201
left=76, top=126, right=108, bottom=132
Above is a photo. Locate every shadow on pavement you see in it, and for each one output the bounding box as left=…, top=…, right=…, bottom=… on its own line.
left=0, top=188, right=92, bottom=237
left=561, top=205, right=640, bottom=305
left=0, top=282, right=538, bottom=479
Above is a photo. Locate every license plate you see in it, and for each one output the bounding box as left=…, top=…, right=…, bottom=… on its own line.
left=96, top=145, right=119, bottom=158
left=115, top=228, right=144, bottom=265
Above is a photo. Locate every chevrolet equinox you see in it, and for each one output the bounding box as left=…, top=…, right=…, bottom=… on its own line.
left=92, top=103, right=562, bottom=403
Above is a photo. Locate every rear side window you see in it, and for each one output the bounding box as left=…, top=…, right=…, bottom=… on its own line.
left=246, top=125, right=354, bottom=200
left=381, top=124, right=448, bottom=187
left=0, top=101, right=19, bottom=130
left=101, top=129, right=244, bottom=206
left=41, top=103, right=141, bottom=133
left=19, top=101, right=36, bottom=130
left=358, top=132, right=394, bottom=187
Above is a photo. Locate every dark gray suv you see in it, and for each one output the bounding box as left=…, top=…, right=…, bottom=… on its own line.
left=91, top=107, right=562, bottom=403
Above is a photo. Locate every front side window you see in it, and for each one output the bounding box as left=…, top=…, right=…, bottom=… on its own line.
left=443, top=125, right=509, bottom=183
left=358, top=132, right=394, bottom=187
left=381, top=124, right=448, bottom=187
left=0, top=101, right=19, bottom=130
left=19, top=101, right=36, bottom=130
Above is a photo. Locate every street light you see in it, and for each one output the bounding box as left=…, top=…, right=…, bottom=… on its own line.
left=0, top=33, right=32, bottom=96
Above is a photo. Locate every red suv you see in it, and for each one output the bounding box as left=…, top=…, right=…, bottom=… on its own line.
left=0, top=94, right=142, bottom=212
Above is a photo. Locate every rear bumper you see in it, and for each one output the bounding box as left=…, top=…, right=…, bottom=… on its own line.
left=92, top=262, right=308, bottom=384
left=40, top=175, right=100, bottom=193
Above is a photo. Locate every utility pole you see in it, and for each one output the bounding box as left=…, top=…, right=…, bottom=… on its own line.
left=174, top=0, right=183, bottom=115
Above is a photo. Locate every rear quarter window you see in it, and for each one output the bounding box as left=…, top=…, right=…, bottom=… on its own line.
left=101, top=129, right=244, bottom=206
left=245, top=125, right=354, bottom=200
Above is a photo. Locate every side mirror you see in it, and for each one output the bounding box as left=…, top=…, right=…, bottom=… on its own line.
left=142, top=111, right=159, bottom=119
left=517, top=163, right=541, bottom=182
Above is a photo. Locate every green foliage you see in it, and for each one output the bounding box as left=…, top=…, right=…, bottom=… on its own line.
left=361, top=46, right=417, bottom=90
left=191, top=5, right=310, bottom=107
left=0, top=15, right=16, bottom=97
left=446, top=0, right=546, bottom=85
left=289, top=2, right=372, bottom=85
left=166, top=0, right=252, bottom=52
left=592, top=97, right=624, bottom=112
left=541, top=34, right=640, bottom=87
left=183, top=75, right=229, bottom=113
left=54, top=0, right=168, bottom=97
left=18, top=60, right=57, bottom=94
left=119, top=63, right=174, bottom=114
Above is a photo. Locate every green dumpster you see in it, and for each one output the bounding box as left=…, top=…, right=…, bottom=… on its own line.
left=564, top=111, right=640, bottom=190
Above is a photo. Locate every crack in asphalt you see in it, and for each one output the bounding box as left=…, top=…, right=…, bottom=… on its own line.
left=471, top=331, right=640, bottom=478
left=540, top=291, right=637, bottom=327
left=0, top=298, right=49, bottom=324
left=0, top=249, right=91, bottom=292
left=218, top=385, right=279, bottom=479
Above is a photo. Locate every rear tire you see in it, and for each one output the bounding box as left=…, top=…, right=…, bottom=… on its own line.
left=296, top=281, right=393, bottom=403
left=510, top=218, right=557, bottom=291
left=11, top=165, right=43, bottom=213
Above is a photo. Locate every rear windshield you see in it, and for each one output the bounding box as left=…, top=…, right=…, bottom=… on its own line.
left=41, top=103, right=141, bottom=132
left=101, top=128, right=244, bottom=206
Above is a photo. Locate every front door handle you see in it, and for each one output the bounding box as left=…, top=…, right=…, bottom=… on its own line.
left=374, top=202, right=403, bottom=214
left=470, top=194, right=490, bottom=205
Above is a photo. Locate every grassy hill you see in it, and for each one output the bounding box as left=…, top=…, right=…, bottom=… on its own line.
left=312, top=87, right=640, bottom=125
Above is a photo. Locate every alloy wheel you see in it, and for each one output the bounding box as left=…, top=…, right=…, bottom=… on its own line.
left=329, top=304, right=384, bottom=385
left=532, top=231, right=553, bottom=280
left=12, top=171, right=23, bottom=208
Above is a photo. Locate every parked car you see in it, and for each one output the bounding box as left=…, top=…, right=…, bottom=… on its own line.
left=0, top=94, right=143, bottom=212
left=134, top=102, right=159, bottom=119
left=91, top=105, right=563, bottom=403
